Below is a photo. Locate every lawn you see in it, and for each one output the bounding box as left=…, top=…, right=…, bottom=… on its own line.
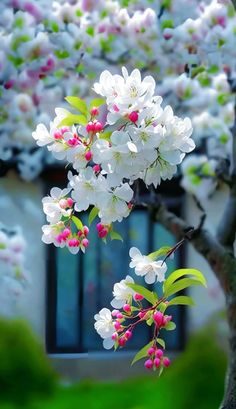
left=0, top=327, right=227, bottom=409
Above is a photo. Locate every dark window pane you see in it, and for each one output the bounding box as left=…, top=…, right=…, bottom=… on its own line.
left=56, top=247, right=79, bottom=347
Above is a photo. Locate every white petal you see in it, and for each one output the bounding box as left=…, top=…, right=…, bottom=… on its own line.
left=129, top=247, right=141, bottom=258
left=103, top=338, right=114, bottom=350
left=144, top=271, right=156, bottom=284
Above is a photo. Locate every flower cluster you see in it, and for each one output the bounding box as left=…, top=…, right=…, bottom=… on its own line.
left=2, top=0, right=235, bottom=185
left=0, top=225, right=29, bottom=312
left=94, top=244, right=207, bottom=372
left=0, top=0, right=162, bottom=179
left=35, top=67, right=195, bottom=253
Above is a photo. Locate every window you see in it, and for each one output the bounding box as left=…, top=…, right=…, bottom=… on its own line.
left=45, top=187, right=186, bottom=354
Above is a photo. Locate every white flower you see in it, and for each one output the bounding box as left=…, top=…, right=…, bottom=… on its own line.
left=111, top=275, right=134, bottom=308
left=42, top=187, right=71, bottom=224
left=42, top=222, right=65, bottom=247
left=69, top=168, right=108, bottom=212
left=98, top=183, right=133, bottom=224
left=94, top=308, right=115, bottom=349
left=32, top=123, right=54, bottom=147
left=129, top=247, right=167, bottom=284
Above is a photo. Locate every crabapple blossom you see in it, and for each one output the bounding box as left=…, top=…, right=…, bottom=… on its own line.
left=129, top=247, right=167, bottom=284
left=111, top=275, right=135, bottom=309
left=94, top=308, right=115, bottom=349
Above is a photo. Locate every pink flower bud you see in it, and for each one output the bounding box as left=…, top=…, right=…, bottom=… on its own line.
left=46, top=58, right=55, bottom=69
left=98, top=228, right=108, bottom=238
left=116, top=312, right=123, bottom=319
left=114, top=321, right=121, bottom=331
left=148, top=347, right=156, bottom=356
left=82, top=238, right=89, bottom=248
left=68, top=238, right=79, bottom=247
left=125, top=330, right=132, bottom=340
left=153, top=311, right=164, bottom=327
left=54, top=130, right=63, bottom=140
left=111, top=310, right=119, bottom=317
left=123, top=304, right=131, bottom=313
left=94, top=121, right=103, bottom=132
left=85, top=151, right=92, bottom=161
left=90, top=106, right=99, bottom=116
left=78, top=230, right=83, bottom=238
left=83, top=226, right=89, bottom=236
left=128, top=111, right=139, bottom=123
left=138, top=311, right=146, bottom=319
left=155, top=349, right=164, bottom=359
left=118, top=336, right=126, bottom=347
left=163, top=357, right=171, bottom=367
left=134, top=293, right=144, bottom=301
left=162, top=315, right=172, bottom=326
left=61, top=126, right=70, bottom=135
left=96, top=223, right=103, bottom=232
left=111, top=332, right=118, bottom=341
left=4, top=80, right=15, bottom=90
left=144, top=359, right=153, bottom=370
left=93, top=164, right=101, bottom=173
left=67, top=138, right=79, bottom=146
left=59, top=198, right=68, bottom=209
left=154, top=358, right=161, bottom=368
left=62, top=228, right=71, bottom=240
left=56, top=234, right=63, bottom=243
left=113, top=104, right=119, bottom=112
left=67, top=198, right=74, bottom=207
left=86, top=122, right=95, bottom=132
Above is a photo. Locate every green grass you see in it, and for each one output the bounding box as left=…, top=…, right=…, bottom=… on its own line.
left=0, top=328, right=227, bottom=409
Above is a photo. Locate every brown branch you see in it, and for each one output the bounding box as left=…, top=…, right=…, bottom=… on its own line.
left=153, top=203, right=234, bottom=290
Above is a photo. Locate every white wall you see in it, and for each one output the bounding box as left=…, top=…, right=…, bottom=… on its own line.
left=0, top=171, right=46, bottom=338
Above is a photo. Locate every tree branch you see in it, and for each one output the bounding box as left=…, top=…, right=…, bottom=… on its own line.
left=153, top=203, right=234, bottom=290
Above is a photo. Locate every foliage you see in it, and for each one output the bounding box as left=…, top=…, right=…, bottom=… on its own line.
left=0, top=327, right=226, bottom=409
left=0, top=318, right=56, bottom=404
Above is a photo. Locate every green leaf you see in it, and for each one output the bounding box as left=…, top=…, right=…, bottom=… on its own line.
left=164, top=278, right=206, bottom=298
left=89, top=98, right=105, bottom=108
left=86, top=26, right=94, bottom=37
left=110, top=230, right=123, bottom=242
left=167, top=295, right=195, bottom=307
left=88, top=207, right=99, bottom=225
left=54, top=50, right=70, bottom=59
left=148, top=246, right=172, bottom=261
left=156, top=338, right=165, bottom=349
left=165, top=321, right=176, bottom=331
left=58, top=114, right=87, bottom=127
left=72, top=215, right=83, bottom=231
left=126, top=283, right=158, bottom=305
left=131, top=341, right=153, bottom=366
left=146, top=317, right=154, bottom=326
left=65, top=96, right=88, bottom=116
left=99, top=131, right=111, bottom=141
left=0, top=243, right=6, bottom=249
left=164, top=268, right=207, bottom=295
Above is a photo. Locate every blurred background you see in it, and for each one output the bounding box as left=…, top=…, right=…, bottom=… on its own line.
left=0, top=0, right=232, bottom=407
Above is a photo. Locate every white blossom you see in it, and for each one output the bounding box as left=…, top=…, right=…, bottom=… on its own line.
left=129, top=247, right=167, bottom=284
